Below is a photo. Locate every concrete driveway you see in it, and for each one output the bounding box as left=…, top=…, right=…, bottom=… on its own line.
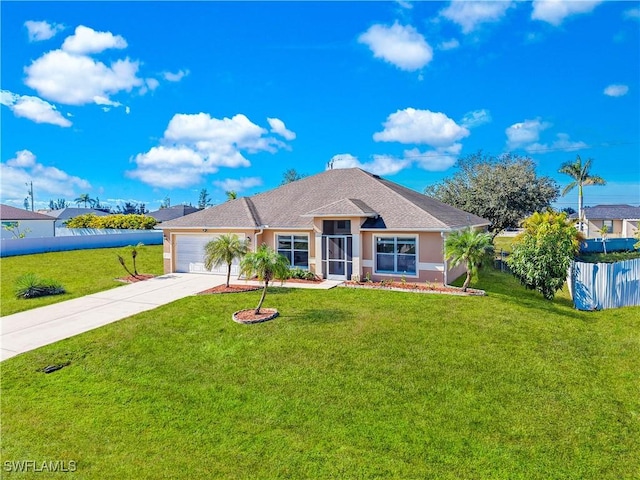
left=1, top=273, right=224, bottom=361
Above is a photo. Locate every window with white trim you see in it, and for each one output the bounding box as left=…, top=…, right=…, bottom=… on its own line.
left=602, top=220, right=613, bottom=230
left=277, top=234, right=309, bottom=269
left=375, top=236, right=416, bottom=275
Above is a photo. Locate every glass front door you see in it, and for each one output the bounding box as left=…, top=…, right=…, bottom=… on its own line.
left=326, top=235, right=347, bottom=280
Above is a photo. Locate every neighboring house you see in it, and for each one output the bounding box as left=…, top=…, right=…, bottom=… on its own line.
left=159, top=168, right=490, bottom=284
left=148, top=205, right=200, bottom=223
left=47, top=207, right=110, bottom=228
left=578, top=204, right=640, bottom=238
left=0, top=204, right=56, bottom=239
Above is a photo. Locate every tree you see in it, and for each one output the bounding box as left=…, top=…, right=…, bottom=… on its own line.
left=49, top=198, right=69, bottom=210
left=558, top=155, right=606, bottom=232
left=507, top=211, right=583, bottom=300
left=226, top=190, right=238, bottom=201
left=444, top=228, right=494, bottom=291
left=561, top=207, right=576, bottom=216
left=599, top=224, right=609, bottom=254
left=281, top=168, right=306, bottom=185
left=74, top=194, right=96, bottom=208
left=425, top=151, right=559, bottom=237
left=2, top=222, right=31, bottom=239
left=204, top=234, right=249, bottom=288
left=198, top=189, right=212, bottom=209
left=239, top=244, right=290, bottom=314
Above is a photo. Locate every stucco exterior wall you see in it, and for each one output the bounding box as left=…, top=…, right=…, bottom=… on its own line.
left=1, top=220, right=55, bottom=239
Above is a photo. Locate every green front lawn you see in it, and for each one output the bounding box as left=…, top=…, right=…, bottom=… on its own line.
left=0, top=246, right=164, bottom=316
left=1, top=270, right=638, bottom=479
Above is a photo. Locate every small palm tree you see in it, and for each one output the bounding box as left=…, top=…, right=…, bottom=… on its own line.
left=444, top=228, right=494, bottom=291
left=599, top=225, right=609, bottom=254
left=74, top=193, right=96, bottom=208
left=558, top=155, right=606, bottom=232
left=225, top=190, right=238, bottom=201
left=239, top=244, right=290, bottom=314
left=204, top=234, right=249, bottom=288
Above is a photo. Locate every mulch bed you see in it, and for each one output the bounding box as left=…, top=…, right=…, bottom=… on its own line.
left=233, top=308, right=279, bottom=324
left=116, top=274, right=156, bottom=283
left=198, top=284, right=261, bottom=295
left=343, top=280, right=485, bottom=296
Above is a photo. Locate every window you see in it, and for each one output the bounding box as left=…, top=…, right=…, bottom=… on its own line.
left=323, top=220, right=351, bottom=235
left=375, top=236, right=416, bottom=275
left=603, top=220, right=613, bottom=231
left=277, top=234, right=309, bottom=268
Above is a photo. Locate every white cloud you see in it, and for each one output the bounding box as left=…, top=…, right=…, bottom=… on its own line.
left=460, top=109, right=492, bottom=128
left=358, top=22, right=433, bottom=71
left=405, top=145, right=461, bottom=171
left=373, top=108, right=469, bottom=147
left=24, top=20, right=64, bottom=42
left=438, top=38, right=460, bottom=51
left=604, top=84, right=629, bottom=97
left=1, top=150, right=91, bottom=203
left=1, top=90, right=71, bottom=127
left=395, top=0, right=413, bottom=10
left=213, top=177, right=263, bottom=192
left=328, top=153, right=411, bottom=176
left=128, top=113, right=294, bottom=188
left=267, top=117, right=296, bottom=140
left=624, top=8, right=640, bottom=20
left=61, top=25, right=127, bottom=55
left=505, top=118, right=551, bottom=149
left=25, top=49, right=143, bottom=106
left=525, top=133, right=588, bottom=154
left=163, top=70, right=190, bottom=82
left=440, top=1, right=513, bottom=33
left=531, top=0, right=602, bottom=26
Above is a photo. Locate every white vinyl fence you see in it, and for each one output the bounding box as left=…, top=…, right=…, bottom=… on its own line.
left=0, top=230, right=161, bottom=257
left=569, top=259, right=640, bottom=310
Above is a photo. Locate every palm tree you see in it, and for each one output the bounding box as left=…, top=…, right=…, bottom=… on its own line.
left=239, top=244, right=290, bottom=314
left=225, top=190, right=238, bottom=201
left=74, top=193, right=96, bottom=208
left=444, top=228, right=494, bottom=291
left=558, top=155, right=606, bottom=232
left=204, top=234, right=249, bottom=288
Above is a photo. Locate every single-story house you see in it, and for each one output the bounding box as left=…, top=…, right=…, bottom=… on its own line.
left=578, top=204, right=640, bottom=238
left=46, top=207, right=110, bottom=228
left=1, top=204, right=56, bottom=239
left=159, top=168, right=489, bottom=284
left=148, top=205, right=200, bottom=223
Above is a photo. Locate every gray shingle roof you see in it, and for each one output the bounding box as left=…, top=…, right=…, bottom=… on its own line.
left=160, top=168, right=489, bottom=231
left=47, top=208, right=110, bottom=220
left=148, top=205, right=200, bottom=222
left=1, top=204, right=56, bottom=221
left=583, top=204, right=640, bottom=220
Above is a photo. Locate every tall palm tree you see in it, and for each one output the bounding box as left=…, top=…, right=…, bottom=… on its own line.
left=239, top=244, right=290, bottom=314
left=444, top=228, right=494, bottom=291
left=74, top=193, right=95, bottom=208
left=558, top=155, right=606, bottom=232
left=204, top=234, right=249, bottom=288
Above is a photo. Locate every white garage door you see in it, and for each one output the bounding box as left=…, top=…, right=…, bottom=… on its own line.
left=175, top=235, right=241, bottom=275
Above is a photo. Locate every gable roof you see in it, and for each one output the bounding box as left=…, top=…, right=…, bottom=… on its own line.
left=160, top=168, right=489, bottom=231
left=47, top=208, right=110, bottom=220
left=1, top=204, right=56, bottom=221
left=148, top=205, right=200, bottom=222
left=583, top=204, right=640, bottom=220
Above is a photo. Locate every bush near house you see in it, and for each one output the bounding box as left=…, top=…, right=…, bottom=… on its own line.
left=65, top=214, right=156, bottom=229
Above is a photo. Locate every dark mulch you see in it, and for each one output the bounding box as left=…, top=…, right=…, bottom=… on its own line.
left=116, top=274, right=156, bottom=283
left=198, top=284, right=261, bottom=295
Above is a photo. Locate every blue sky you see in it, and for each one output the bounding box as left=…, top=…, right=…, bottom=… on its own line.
left=2, top=1, right=638, bottom=212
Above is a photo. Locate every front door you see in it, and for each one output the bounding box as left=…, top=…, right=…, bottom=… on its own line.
left=326, top=235, right=347, bottom=280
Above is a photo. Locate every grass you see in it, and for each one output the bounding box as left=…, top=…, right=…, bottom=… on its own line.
left=1, top=269, right=638, bottom=479
left=0, top=246, right=163, bottom=316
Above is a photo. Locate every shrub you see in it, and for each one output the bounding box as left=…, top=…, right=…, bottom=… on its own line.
left=15, top=273, right=66, bottom=299
left=288, top=268, right=318, bottom=281
left=65, top=214, right=156, bottom=230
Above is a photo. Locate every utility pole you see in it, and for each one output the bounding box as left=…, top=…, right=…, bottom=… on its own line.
left=25, top=181, right=34, bottom=211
